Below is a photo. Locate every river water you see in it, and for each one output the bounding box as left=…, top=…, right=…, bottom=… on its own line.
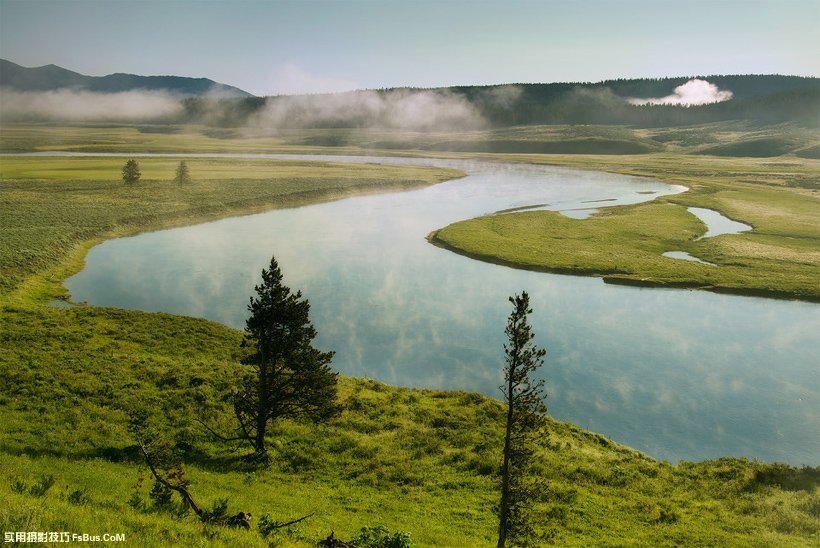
left=63, top=154, right=820, bottom=465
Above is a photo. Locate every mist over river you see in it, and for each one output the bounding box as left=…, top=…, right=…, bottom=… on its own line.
left=64, top=154, right=820, bottom=465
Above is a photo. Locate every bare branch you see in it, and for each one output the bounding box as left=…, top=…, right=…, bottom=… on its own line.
left=135, top=433, right=204, bottom=519
left=193, top=418, right=246, bottom=443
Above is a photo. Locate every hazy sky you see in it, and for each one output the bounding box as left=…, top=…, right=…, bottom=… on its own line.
left=1, top=0, right=817, bottom=96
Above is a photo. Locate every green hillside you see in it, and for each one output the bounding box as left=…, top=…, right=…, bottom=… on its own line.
left=2, top=304, right=818, bottom=546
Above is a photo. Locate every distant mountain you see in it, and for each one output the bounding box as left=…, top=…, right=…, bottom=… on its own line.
left=0, top=59, right=254, bottom=98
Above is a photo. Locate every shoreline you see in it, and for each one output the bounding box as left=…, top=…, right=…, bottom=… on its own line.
left=427, top=228, right=820, bottom=304
left=1, top=160, right=465, bottom=306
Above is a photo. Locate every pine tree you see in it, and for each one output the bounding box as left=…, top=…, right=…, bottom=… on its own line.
left=498, top=291, right=548, bottom=548
left=174, top=160, right=191, bottom=184
left=234, top=256, right=338, bottom=460
left=122, top=159, right=141, bottom=184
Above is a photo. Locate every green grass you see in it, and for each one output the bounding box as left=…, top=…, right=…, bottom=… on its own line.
left=0, top=124, right=291, bottom=154
left=0, top=155, right=462, bottom=302
left=700, top=137, right=800, bottom=157
left=432, top=153, right=820, bottom=301
left=1, top=305, right=818, bottom=546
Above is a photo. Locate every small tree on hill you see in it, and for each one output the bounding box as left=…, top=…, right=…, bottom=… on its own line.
left=234, top=256, right=338, bottom=461
left=122, top=159, right=141, bottom=184
left=498, top=291, right=548, bottom=548
left=174, top=160, right=191, bottom=184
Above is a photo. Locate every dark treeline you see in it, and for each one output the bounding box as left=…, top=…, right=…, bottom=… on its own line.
left=176, top=75, right=820, bottom=129
left=477, top=87, right=820, bottom=128
left=590, top=74, right=818, bottom=101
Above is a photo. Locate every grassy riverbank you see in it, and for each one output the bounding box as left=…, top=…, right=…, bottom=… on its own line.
left=1, top=125, right=818, bottom=545
left=2, top=304, right=819, bottom=546
left=0, top=155, right=462, bottom=302
left=432, top=153, right=820, bottom=301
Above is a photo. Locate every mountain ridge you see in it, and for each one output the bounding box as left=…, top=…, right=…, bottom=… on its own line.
left=0, top=59, right=254, bottom=98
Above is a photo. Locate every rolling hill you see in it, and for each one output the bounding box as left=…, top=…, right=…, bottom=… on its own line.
left=0, top=58, right=253, bottom=98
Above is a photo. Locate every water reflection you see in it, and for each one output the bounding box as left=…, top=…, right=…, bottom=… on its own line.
left=65, top=157, right=819, bottom=465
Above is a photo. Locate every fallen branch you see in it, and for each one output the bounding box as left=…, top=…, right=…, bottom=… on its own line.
left=135, top=433, right=205, bottom=519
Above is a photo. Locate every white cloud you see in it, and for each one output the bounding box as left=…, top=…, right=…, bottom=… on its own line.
left=628, top=79, right=733, bottom=106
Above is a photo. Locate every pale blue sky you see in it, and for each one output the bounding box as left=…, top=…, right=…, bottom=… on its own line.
left=1, top=0, right=817, bottom=96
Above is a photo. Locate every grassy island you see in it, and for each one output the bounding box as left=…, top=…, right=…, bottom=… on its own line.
left=432, top=153, right=820, bottom=301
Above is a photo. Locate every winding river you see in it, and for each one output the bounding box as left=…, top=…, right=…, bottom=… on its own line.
left=64, top=154, right=819, bottom=465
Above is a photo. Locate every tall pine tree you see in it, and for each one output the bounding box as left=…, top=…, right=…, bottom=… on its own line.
left=498, top=291, right=548, bottom=547
left=234, top=256, right=338, bottom=460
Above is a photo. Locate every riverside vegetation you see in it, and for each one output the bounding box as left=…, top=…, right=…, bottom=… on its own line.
left=1, top=123, right=819, bottom=545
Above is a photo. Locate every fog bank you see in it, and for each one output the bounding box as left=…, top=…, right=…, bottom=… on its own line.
left=252, top=88, right=485, bottom=131
left=0, top=88, right=183, bottom=122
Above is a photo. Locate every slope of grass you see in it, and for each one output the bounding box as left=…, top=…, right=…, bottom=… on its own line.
left=1, top=304, right=818, bottom=546
left=432, top=153, right=820, bottom=301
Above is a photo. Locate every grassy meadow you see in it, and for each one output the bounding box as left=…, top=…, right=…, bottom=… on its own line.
left=1, top=122, right=819, bottom=545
